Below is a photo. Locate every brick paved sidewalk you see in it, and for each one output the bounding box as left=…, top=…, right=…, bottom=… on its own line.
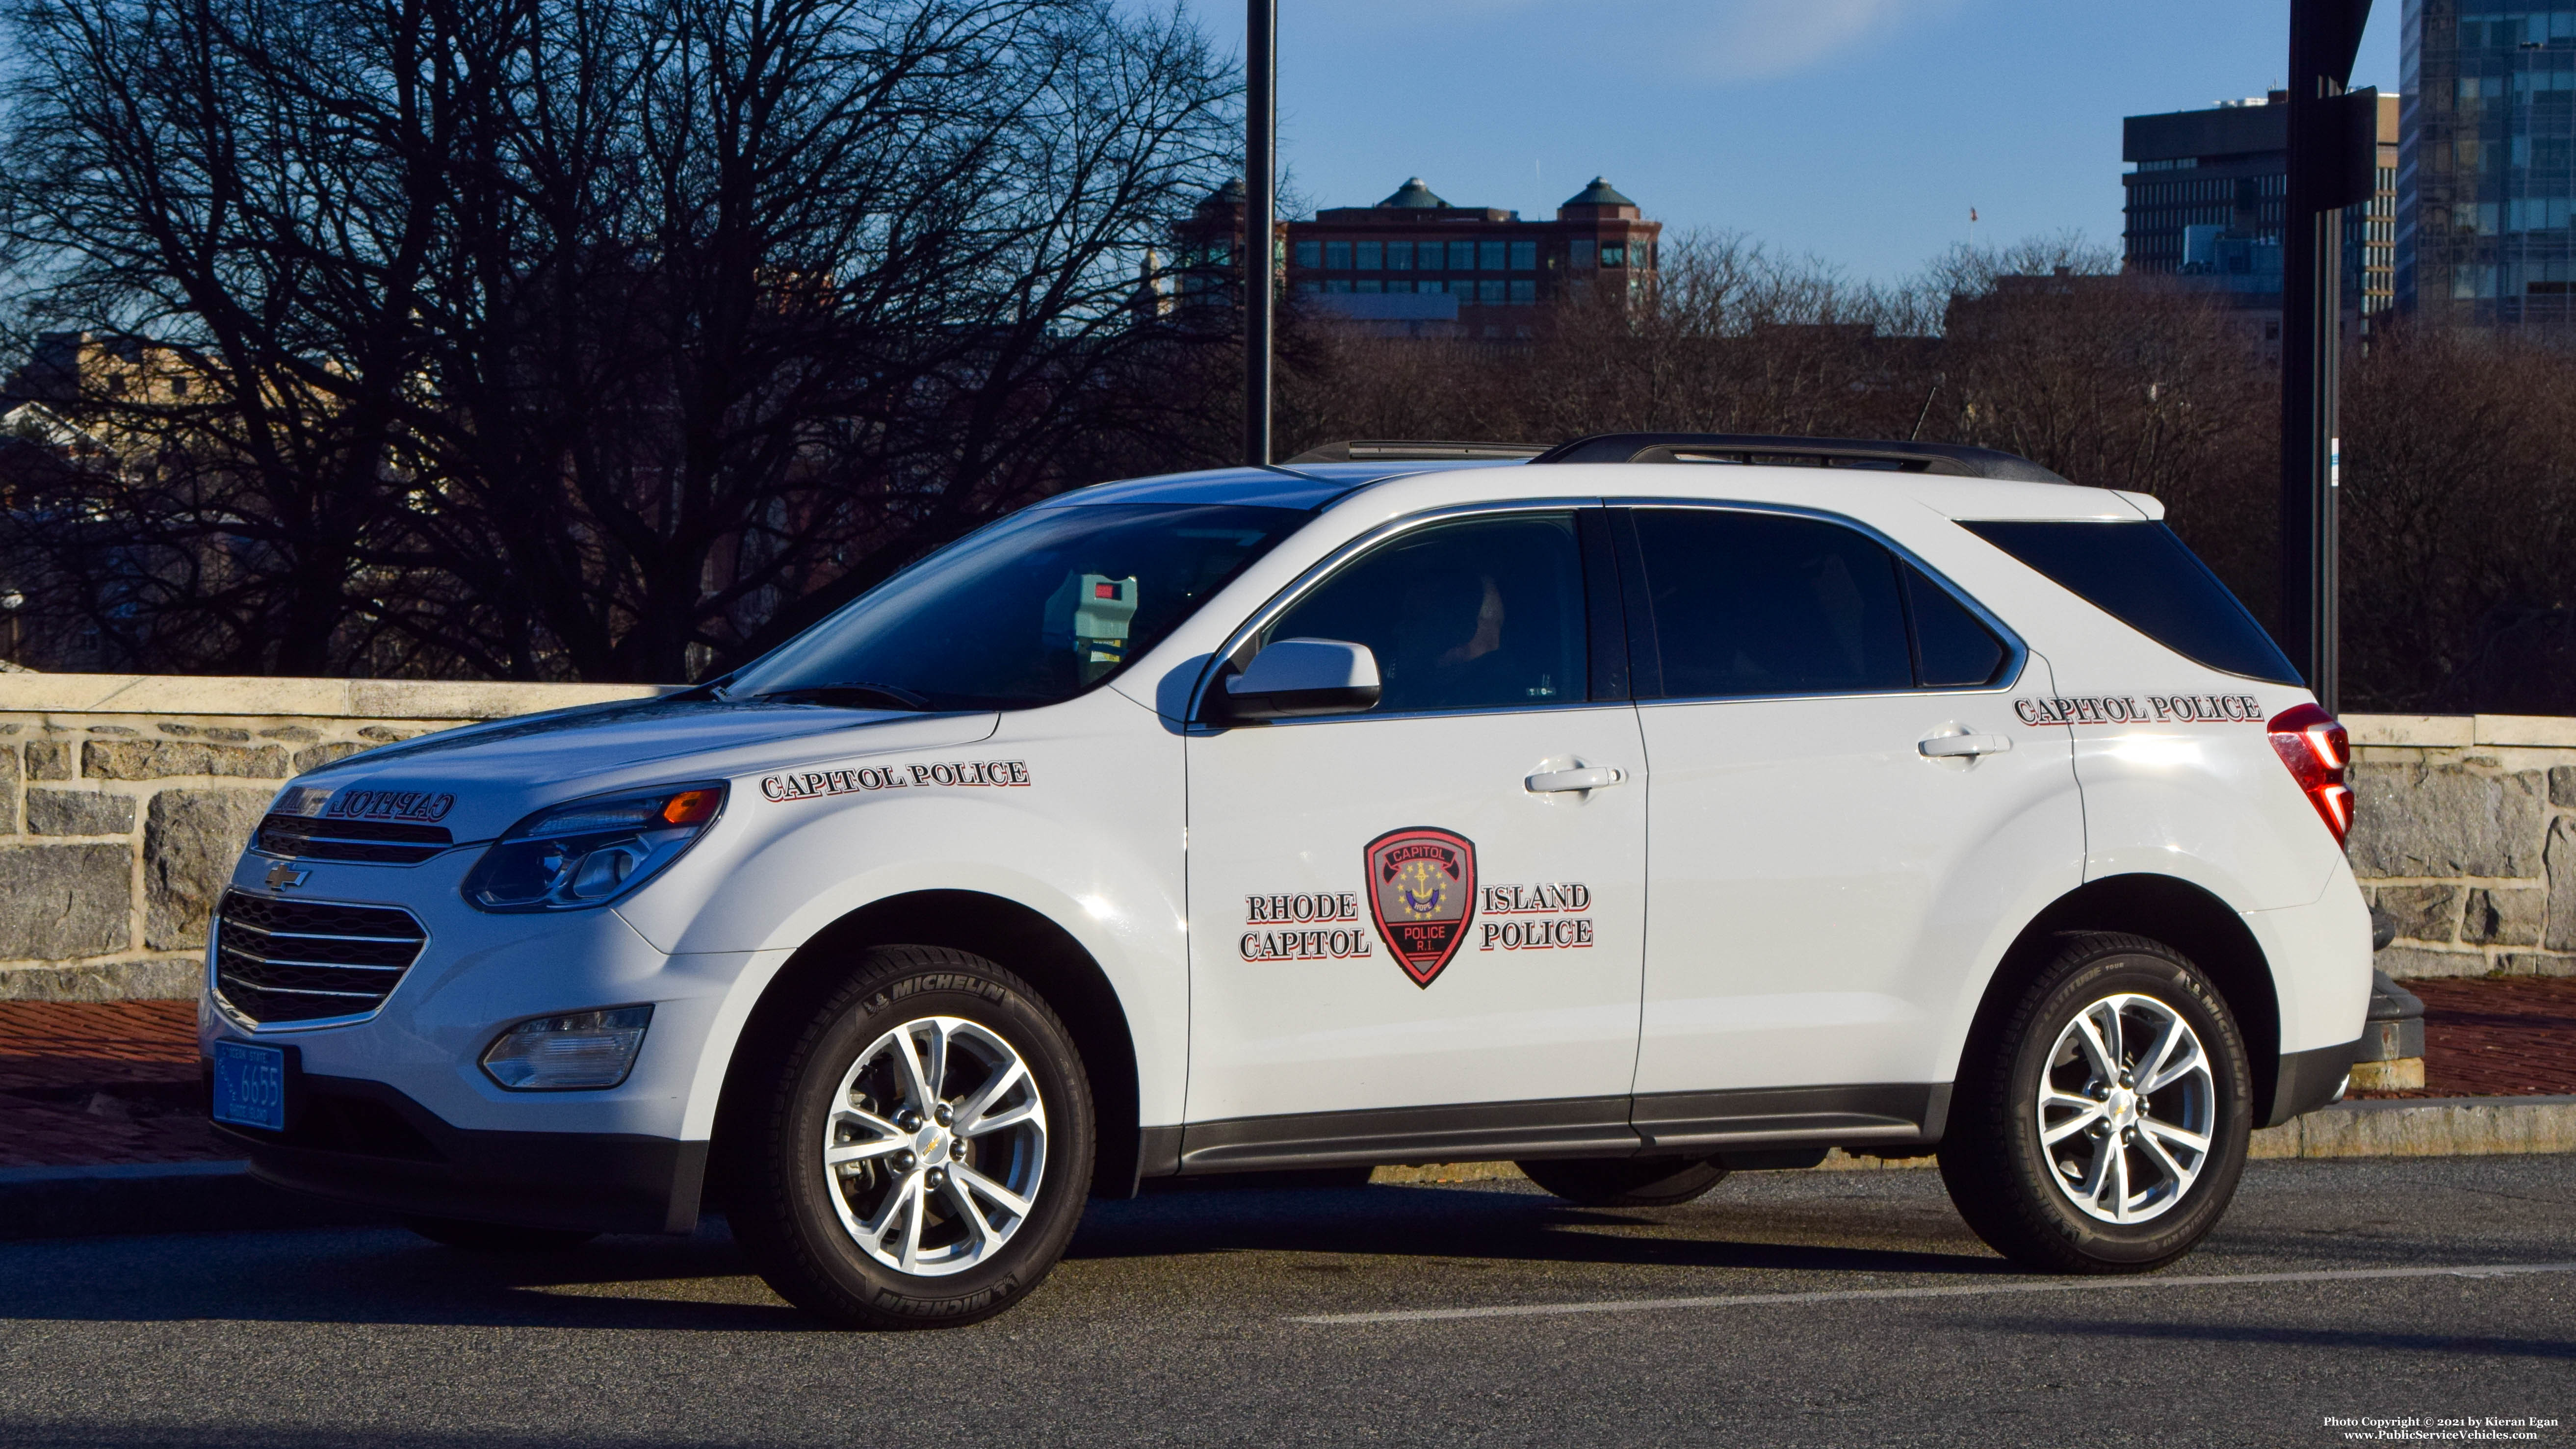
left=1, top=979, right=2570, bottom=1169
left=0, top=1002, right=222, bottom=1168
left=2350, top=975, right=2576, bottom=1100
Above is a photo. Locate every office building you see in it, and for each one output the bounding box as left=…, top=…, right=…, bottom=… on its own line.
left=2123, top=92, right=2398, bottom=321
left=2400, top=2, right=2576, bottom=332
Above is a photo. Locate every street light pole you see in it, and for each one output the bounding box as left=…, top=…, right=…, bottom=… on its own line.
left=1244, top=0, right=1275, bottom=468
left=2280, top=0, right=2375, bottom=714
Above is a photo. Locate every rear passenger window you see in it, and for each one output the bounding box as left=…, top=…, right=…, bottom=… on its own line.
left=1622, top=509, right=2011, bottom=698
left=1960, top=520, right=2299, bottom=684
left=1625, top=510, right=1912, bottom=698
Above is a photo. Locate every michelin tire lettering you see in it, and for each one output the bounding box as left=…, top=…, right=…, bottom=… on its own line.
left=760, top=759, right=1032, bottom=803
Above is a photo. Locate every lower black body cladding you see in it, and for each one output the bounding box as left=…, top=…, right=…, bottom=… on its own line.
left=216, top=1072, right=706, bottom=1234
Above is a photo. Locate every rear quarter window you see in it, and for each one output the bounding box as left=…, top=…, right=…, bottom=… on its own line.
left=1959, top=520, right=2300, bottom=685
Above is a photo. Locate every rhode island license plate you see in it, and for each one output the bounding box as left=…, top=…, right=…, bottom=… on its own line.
left=210, top=1040, right=288, bottom=1131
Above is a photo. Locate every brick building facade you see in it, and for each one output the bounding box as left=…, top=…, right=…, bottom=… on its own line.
left=1160, top=175, right=1661, bottom=329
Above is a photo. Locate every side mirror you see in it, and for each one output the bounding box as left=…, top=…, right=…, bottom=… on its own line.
left=1220, top=638, right=1381, bottom=722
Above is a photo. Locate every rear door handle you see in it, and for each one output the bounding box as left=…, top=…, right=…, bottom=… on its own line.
left=1919, top=733, right=2012, bottom=758
left=1527, top=766, right=1626, bottom=793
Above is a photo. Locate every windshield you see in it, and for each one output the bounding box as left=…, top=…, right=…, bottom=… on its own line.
left=728, top=502, right=1309, bottom=710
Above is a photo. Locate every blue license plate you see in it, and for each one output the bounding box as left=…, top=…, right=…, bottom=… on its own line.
left=211, top=1040, right=288, bottom=1131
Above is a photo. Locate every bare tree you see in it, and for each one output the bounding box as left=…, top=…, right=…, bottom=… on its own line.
left=1925, top=244, right=2279, bottom=617
left=2340, top=323, right=2576, bottom=711
left=0, top=0, right=1236, bottom=680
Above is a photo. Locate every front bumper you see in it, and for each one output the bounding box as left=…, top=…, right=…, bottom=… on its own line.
left=214, top=1071, right=707, bottom=1234
left=200, top=852, right=776, bottom=1233
left=202, top=850, right=763, bottom=1141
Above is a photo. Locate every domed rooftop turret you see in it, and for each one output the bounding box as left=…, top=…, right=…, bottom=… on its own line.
left=1377, top=177, right=1450, bottom=209
left=1561, top=177, right=1637, bottom=210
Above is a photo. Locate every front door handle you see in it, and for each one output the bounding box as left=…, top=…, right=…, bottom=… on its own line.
left=1527, top=765, right=1626, bottom=793
left=1919, top=733, right=2012, bottom=759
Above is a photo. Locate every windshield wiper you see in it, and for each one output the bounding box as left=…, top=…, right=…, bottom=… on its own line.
left=753, top=682, right=933, bottom=711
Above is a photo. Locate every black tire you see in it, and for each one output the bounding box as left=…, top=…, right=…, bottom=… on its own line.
left=1939, top=931, right=2253, bottom=1274
left=725, top=945, right=1094, bottom=1330
left=1515, top=1155, right=1730, bottom=1207
left=403, top=1216, right=598, bottom=1253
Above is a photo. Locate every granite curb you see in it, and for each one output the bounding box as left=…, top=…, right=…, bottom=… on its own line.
left=4, top=1095, right=2571, bottom=1240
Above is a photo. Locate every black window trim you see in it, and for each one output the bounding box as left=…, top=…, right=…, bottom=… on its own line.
left=1188, top=499, right=1632, bottom=727
left=1605, top=498, right=2030, bottom=707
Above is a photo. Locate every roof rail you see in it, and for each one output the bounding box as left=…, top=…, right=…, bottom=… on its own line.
left=1285, top=439, right=1547, bottom=465
left=1527, top=432, right=2069, bottom=484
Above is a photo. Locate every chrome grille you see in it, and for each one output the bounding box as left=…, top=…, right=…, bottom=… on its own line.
left=253, top=813, right=453, bottom=865
left=214, top=892, right=428, bottom=1025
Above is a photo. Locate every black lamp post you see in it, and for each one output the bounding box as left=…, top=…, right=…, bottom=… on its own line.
left=1244, top=0, right=1276, bottom=468
left=2280, top=0, right=2379, bottom=713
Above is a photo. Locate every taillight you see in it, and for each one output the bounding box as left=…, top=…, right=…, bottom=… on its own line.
left=2266, top=703, right=2352, bottom=845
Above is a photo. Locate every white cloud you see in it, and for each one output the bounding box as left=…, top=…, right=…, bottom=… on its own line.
left=1685, top=0, right=1959, bottom=79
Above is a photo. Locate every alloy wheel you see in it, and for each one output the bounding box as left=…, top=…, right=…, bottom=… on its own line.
left=2034, top=992, right=2216, bottom=1225
left=819, top=1015, right=1049, bottom=1276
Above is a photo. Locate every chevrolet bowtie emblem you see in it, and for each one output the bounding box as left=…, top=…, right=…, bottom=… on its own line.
left=264, top=860, right=311, bottom=892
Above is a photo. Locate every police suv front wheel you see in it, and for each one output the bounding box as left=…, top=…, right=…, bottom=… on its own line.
left=1939, top=932, right=2253, bottom=1273
left=726, top=946, right=1094, bottom=1329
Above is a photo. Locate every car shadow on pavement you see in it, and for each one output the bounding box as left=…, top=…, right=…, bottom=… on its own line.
left=0, top=1223, right=808, bottom=1333
left=0, top=1180, right=2005, bottom=1332
left=1064, top=1178, right=2005, bottom=1278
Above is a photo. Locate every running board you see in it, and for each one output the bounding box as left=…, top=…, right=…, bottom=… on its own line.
left=1170, top=1084, right=1950, bottom=1176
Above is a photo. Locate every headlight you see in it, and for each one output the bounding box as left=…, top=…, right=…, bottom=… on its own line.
left=461, top=784, right=725, bottom=913
left=481, top=1006, right=653, bottom=1090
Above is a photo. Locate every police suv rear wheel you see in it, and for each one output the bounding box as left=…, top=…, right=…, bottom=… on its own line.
left=1939, top=932, right=2253, bottom=1273
left=727, top=946, right=1094, bottom=1330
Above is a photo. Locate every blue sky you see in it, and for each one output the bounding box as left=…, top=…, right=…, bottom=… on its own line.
left=1221, top=0, right=2402, bottom=284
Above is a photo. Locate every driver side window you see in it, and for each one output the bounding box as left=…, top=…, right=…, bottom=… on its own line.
left=1260, top=513, right=1587, bottom=714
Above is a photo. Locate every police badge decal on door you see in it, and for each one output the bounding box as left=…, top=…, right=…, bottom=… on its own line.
left=1364, top=827, right=1479, bottom=988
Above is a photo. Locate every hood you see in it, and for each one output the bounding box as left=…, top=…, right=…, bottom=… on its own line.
left=285, top=697, right=1001, bottom=842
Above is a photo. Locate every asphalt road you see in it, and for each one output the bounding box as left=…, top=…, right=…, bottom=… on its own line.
left=0, top=1156, right=2570, bottom=1449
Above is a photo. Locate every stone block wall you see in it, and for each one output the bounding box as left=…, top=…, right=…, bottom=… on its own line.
left=2345, top=715, right=2576, bottom=977
left=0, top=674, right=662, bottom=1001
left=0, top=689, right=2566, bottom=998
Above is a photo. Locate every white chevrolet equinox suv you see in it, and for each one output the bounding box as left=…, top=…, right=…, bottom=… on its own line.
left=204, top=433, right=2370, bottom=1328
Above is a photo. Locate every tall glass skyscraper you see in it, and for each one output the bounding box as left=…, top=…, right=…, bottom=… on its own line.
left=2400, top=0, right=2576, bottom=332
